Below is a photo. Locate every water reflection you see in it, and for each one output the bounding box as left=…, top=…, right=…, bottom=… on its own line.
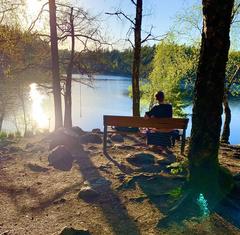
left=1, top=75, right=240, bottom=144
left=29, top=83, right=49, bottom=129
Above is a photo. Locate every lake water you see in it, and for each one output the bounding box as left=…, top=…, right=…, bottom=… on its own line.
left=2, top=74, right=240, bottom=144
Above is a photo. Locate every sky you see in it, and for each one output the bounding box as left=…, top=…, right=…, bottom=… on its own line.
left=73, top=0, right=201, bottom=49
left=26, top=0, right=201, bottom=49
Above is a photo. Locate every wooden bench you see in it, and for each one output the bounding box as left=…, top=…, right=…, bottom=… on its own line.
left=103, top=115, right=189, bottom=155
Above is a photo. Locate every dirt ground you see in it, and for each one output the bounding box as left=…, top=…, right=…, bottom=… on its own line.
left=0, top=132, right=240, bottom=235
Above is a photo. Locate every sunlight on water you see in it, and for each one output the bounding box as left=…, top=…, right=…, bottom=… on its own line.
left=29, top=83, right=49, bottom=129
left=197, top=193, right=210, bottom=217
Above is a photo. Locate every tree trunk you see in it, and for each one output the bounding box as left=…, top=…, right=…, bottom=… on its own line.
left=188, top=0, right=234, bottom=207
left=0, top=113, right=4, bottom=131
left=49, top=0, right=63, bottom=130
left=221, top=93, right=231, bottom=144
left=21, top=96, right=28, bottom=136
left=221, top=66, right=240, bottom=144
left=132, top=0, right=142, bottom=117
left=18, top=85, right=28, bottom=136
left=64, top=7, right=74, bottom=129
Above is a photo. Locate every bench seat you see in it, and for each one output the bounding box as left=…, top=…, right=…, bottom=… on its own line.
left=103, top=115, right=189, bottom=155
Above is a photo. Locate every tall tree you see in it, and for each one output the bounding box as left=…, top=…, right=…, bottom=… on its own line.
left=132, top=0, right=142, bottom=116
left=49, top=0, right=63, bottom=130
left=144, top=40, right=198, bottom=116
left=107, top=0, right=158, bottom=116
left=174, top=1, right=240, bottom=144
left=63, top=7, right=74, bottom=129
left=188, top=0, right=234, bottom=206
left=56, top=4, right=105, bottom=129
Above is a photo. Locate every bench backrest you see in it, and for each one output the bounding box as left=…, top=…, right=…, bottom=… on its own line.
left=103, top=115, right=189, bottom=129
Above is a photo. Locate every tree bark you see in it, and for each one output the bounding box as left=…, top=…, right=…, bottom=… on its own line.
left=49, top=0, right=63, bottom=130
left=17, top=85, right=28, bottom=136
left=188, top=0, right=234, bottom=206
left=132, top=0, right=142, bottom=117
left=64, top=7, right=74, bottom=129
left=221, top=67, right=239, bottom=144
left=221, top=93, right=231, bottom=144
left=0, top=113, right=4, bottom=131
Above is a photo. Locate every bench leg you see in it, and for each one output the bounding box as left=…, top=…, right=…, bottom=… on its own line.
left=103, top=125, right=107, bottom=154
left=181, top=129, right=186, bottom=155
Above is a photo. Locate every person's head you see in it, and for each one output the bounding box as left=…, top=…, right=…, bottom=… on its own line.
left=155, top=91, right=164, bottom=103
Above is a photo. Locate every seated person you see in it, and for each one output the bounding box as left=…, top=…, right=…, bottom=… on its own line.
left=145, top=91, right=172, bottom=119
left=144, top=91, right=179, bottom=148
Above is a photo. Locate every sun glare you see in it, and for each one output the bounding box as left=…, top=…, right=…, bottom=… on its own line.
left=27, top=0, right=43, bottom=17
left=29, top=83, right=49, bottom=129
left=26, top=0, right=46, bottom=30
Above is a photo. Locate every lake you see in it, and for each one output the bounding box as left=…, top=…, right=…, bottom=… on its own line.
left=2, top=74, right=240, bottom=144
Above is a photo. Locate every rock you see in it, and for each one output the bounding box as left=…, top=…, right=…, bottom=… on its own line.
left=110, top=134, right=124, bottom=142
left=49, top=128, right=83, bottom=151
left=0, top=139, right=15, bottom=148
left=115, top=144, right=135, bottom=150
left=71, top=126, right=86, bottom=136
left=53, top=198, right=66, bottom=205
left=167, top=162, right=182, bottom=168
left=48, top=146, right=73, bottom=171
left=157, top=158, right=174, bottom=165
left=26, top=163, right=49, bottom=172
left=79, top=133, right=102, bottom=144
left=73, top=150, right=89, bottom=162
left=7, top=146, right=22, bottom=153
left=89, top=178, right=111, bottom=188
left=59, top=227, right=90, bottom=235
left=31, top=145, right=46, bottom=153
left=87, top=146, right=98, bottom=151
left=25, top=143, right=34, bottom=149
left=131, top=175, right=184, bottom=196
left=78, top=186, right=99, bottom=202
left=126, top=153, right=155, bottom=166
left=92, top=128, right=101, bottom=133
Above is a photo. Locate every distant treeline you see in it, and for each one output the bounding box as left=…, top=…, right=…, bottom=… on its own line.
left=59, top=45, right=156, bottom=78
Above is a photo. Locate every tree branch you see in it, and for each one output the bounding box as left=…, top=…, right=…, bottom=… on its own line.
left=106, top=11, right=135, bottom=25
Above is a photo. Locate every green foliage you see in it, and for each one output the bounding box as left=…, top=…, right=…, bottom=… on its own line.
left=0, top=25, right=50, bottom=133
left=142, top=40, right=199, bottom=116
left=0, top=25, right=50, bottom=78
left=60, top=45, right=155, bottom=79
left=170, top=168, right=183, bottom=175
left=225, top=51, right=240, bottom=95
left=0, top=131, right=7, bottom=139
left=168, top=160, right=189, bottom=175
left=168, top=187, right=182, bottom=199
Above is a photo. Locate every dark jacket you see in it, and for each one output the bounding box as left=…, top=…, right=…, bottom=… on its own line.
left=145, top=103, right=172, bottom=118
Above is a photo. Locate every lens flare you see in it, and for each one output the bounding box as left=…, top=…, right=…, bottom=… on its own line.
left=29, top=83, right=48, bottom=129
left=197, top=193, right=210, bottom=217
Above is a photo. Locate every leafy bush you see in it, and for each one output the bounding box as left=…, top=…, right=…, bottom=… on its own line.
left=0, top=131, right=8, bottom=139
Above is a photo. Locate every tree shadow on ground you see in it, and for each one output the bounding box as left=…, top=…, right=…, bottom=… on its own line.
left=0, top=175, right=82, bottom=214
left=215, top=184, right=240, bottom=229
left=113, top=147, right=240, bottom=231
left=75, top=151, right=141, bottom=235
